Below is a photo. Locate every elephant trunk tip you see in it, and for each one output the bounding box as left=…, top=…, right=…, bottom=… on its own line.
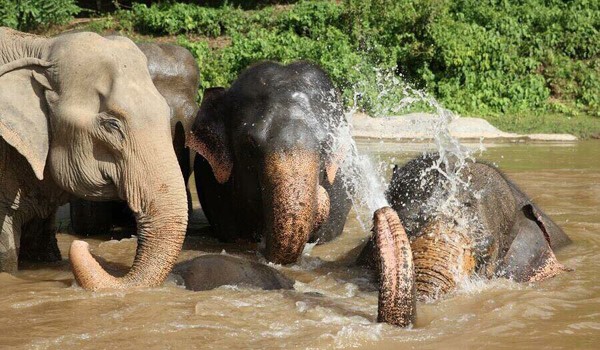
left=373, top=206, right=416, bottom=328
left=69, top=240, right=120, bottom=291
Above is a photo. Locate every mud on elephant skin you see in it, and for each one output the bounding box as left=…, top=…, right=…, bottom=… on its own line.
left=0, top=28, right=188, bottom=290
left=188, top=61, right=353, bottom=265
left=69, top=42, right=201, bottom=236
left=361, top=154, right=571, bottom=327
left=172, top=254, right=294, bottom=291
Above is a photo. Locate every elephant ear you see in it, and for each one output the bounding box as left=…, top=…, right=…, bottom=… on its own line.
left=187, top=87, right=233, bottom=184
left=497, top=204, right=571, bottom=282
left=0, top=60, right=53, bottom=180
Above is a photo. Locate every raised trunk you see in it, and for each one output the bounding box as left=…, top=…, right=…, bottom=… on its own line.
left=373, top=207, right=416, bottom=327
left=70, top=153, right=188, bottom=290
left=262, top=149, right=327, bottom=264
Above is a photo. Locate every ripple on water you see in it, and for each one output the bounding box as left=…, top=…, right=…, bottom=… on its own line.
left=2, top=142, right=600, bottom=349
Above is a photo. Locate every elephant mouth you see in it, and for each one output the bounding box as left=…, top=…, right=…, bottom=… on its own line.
left=80, top=174, right=120, bottom=200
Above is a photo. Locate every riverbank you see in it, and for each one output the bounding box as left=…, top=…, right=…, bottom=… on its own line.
left=351, top=113, right=579, bottom=142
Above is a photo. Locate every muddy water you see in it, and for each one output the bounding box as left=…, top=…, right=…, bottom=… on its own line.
left=1, top=141, right=599, bottom=349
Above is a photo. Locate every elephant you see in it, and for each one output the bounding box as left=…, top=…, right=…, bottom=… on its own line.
left=0, top=28, right=188, bottom=290
left=69, top=42, right=200, bottom=235
left=360, top=154, right=571, bottom=327
left=173, top=254, right=294, bottom=291
left=188, top=61, right=353, bottom=265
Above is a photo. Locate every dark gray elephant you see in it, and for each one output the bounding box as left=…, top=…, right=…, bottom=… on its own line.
left=188, top=61, right=353, bottom=265
left=173, top=254, right=294, bottom=291
left=0, top=28, right=188, bottom=290
left=360, top=154, right=571, bottom=326
left=69, top=42, right=200, bottom=235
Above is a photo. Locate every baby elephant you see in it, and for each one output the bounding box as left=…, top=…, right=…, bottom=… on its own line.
left=361, top=154, right=571, bottom=327
left=173, top=254, right=294, bottom=291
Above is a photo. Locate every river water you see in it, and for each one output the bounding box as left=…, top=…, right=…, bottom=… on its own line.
left=1, top=140, right=599, bottom=349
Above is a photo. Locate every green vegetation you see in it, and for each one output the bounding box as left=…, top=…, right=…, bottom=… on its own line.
left=0, top=0, right=79, bottom=31
left=2, top=0, right=599, bottom=137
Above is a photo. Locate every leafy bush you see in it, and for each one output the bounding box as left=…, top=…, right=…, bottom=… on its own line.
left=10, top=0, right=599, bottom=134
left=127, top=0, right=598, bottom=121
left=0, top=0, right=80, bottom=31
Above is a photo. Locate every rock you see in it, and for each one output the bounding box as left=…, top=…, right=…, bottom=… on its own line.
left=350, top=113, right=578, bottom=142
left=173, top=254, right=295, bottom=291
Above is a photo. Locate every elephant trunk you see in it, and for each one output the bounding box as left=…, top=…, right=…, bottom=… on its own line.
left=411, top=219, right=475, bottom=299
left=373, top=207, right=416, bottom=327
left=70, top=149, right=188, bottom=290
left=262, top=149, right=328, bottom=264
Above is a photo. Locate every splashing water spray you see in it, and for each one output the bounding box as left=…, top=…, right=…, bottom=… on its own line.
left=324, top=66, right=490, bottom=291
left=329, top=66, right=484, bottom=240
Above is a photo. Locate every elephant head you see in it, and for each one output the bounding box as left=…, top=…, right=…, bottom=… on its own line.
left=188, top=61, right=347, bottom=264
left=0, top=28, right=188, bottom=290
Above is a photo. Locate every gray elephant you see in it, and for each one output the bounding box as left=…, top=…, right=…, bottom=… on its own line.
left=188, top=61, right=352, bottom=265
left=69, top=42, right=200, bottom=235
left=173, top=254, right=294, bottom=291
left=361, top=154, right=571, bottom=326
left=0, top=28, right=187, bottom=290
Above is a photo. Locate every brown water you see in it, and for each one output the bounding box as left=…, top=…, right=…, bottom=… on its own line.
left=2, top=140, right=599, bottom=349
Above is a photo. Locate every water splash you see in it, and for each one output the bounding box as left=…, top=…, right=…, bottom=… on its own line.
left=348, top=67, right=489, bottom=226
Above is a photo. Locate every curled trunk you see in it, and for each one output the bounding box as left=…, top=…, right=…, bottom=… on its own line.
left=70, top=154, right=188, bottom=290
left=373, top=207, right=416, bottom=327
left=411, top=220, right=476, bottom=300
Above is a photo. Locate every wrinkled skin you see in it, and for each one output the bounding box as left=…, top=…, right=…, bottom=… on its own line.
left=0, top=28, right=187, bottom=290
left=188, top=61, right=352, bottom=265
left=361, top=154, right=571, bottom=327
left=172, top=254, right=294, bottom=291
left=69, top=42, right=200, bottom=235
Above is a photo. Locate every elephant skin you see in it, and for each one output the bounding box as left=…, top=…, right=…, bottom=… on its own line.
left=69, top=42, right=200, bottom=235
left=0, top=28, right=188, bottom=290
left=188, top=61, right=352, bottom=265
left=173, top=254, right=294, bottom=291
left=361, top=154, right=571, bottom=327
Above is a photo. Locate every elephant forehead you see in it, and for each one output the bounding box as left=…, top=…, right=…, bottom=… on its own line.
left=260, top=108, right=325, bottom=140
left=52, top=35, right=147, bottom=80
left=106, top=82, right=170, bottom=123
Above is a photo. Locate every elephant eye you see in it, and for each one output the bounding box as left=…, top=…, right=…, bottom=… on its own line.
left=103, top=118, right=119, bottom=130
left=100, top=117, right=125, bottom=140
left=247, top=135, right=258, bottom=148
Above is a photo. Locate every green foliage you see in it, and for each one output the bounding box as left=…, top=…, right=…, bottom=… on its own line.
left=0, top=0, right=80, bottom=31
left=18, top=0, right=600, bottom=136
left=122, top=0, right=599, bottom=124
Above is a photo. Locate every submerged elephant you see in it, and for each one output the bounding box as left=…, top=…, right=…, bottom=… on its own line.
left=173, top=254, right=294, bottom=291
left=361, top=154, right=571, bottom=326
left=188, top=61, right=352, bottom=264
left=69, top=42, right=200, bottom=235
left=0, top=28, right=187, bottom=290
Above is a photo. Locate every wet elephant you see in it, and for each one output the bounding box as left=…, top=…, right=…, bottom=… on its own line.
left=0, top=28, right=187, bottom=290
left=360, top=154, right=571, bottom=326
left=69, top=42, right=200, bottom=235
left=173, top=254, right=294, bottom=291
left=188, top=61, right=352, bottom=264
